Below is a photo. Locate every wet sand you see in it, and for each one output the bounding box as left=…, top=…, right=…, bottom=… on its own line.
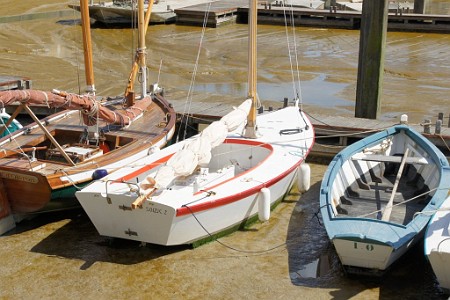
left=0, top=1, right=449, bottom=299
left=1, top=163, right=445, bottom=299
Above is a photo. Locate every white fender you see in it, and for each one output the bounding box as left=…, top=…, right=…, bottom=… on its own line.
left=297, top=163, right=311, bottom=193
left=258, top=187, right=271, bottom=222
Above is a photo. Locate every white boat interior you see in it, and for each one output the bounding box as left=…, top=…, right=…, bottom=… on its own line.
left=329, top=134, right=441, bottom=225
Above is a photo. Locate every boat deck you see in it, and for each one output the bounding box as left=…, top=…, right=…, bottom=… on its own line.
left=0, top=99, right=170, bottom=177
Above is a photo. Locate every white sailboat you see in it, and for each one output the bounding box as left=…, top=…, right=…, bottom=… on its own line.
left=75, top=0, right=315, bottom=246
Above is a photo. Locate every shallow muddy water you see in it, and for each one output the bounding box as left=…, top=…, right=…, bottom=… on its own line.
left=0, top=1, right=449, bottom=299
left=1, top=1, right=450, bottom=124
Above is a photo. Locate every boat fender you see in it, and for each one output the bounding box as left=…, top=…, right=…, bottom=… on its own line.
left=297, top=163, right=311, bottom=193
left=258, top=188, right=271, bottom=222
left=92, top=169, right=108, bottom=180
left=193, top=178, right=200, bottom=194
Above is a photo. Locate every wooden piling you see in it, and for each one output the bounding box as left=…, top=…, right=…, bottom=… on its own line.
left=355, top=1, right=388, bottom=120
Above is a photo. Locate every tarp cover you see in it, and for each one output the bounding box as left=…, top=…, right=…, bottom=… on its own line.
left=140, top=99, right=252, bottom=192
left=0, top=89, right=152, bottom=126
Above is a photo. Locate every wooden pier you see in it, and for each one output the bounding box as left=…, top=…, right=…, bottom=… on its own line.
left=174, top=1, right=450, bottom=32
left=0, top=76, right=31, bottom=91
left=168, top=99, right=450, bottom=161
left=175, top=0, right=247, bottom=27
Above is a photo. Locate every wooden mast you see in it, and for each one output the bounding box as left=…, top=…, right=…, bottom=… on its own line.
left=124, top=0, right=154, bottom=103
left=80, top=0, right=95, bottom=94
left=137, top=0, right=147, bottom=98
left=244, top=0, right=258, bottom=138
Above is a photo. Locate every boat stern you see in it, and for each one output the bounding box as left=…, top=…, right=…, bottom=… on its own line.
left=75, top=185, right=176, bottom=246
left=332, top=237, right=394, bottom=273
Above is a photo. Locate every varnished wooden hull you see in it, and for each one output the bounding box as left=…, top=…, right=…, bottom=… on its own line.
left=0, top=95, right=175, bottom=216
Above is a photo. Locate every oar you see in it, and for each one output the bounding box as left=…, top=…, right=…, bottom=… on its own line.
left=382, top=148, right=410, bottom=221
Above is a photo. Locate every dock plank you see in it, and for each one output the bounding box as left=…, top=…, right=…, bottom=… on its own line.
left=169, top=99, right=450, bottom=159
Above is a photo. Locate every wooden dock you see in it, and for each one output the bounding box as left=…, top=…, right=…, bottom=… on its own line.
left=249, top=6, right=450, bottom=33
left=175, top=0, right=247, bottom=27
left=0, top=76, right=31, bottom=91
left=168, top=99, right=450, bottom=161
left=174, top=1, right=450, bottom=32
left=0, top=76, right=448, bottom=160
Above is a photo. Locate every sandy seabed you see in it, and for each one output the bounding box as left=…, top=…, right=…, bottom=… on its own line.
left=0, top=1, right=449, bottom=299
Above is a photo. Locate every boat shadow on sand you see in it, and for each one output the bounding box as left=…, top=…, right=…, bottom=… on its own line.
left=8, top=207, right=189, bottom=270
left=286, top=181, right=447, bottom=299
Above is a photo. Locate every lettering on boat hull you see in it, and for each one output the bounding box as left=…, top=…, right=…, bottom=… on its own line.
left=0, top=171, right=39, bottom=184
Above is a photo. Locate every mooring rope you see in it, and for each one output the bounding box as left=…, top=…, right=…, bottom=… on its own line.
left=183, top=204, right=287, bottom=254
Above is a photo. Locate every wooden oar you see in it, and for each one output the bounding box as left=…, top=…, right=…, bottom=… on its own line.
left=382, top=148, right=410, bottom=221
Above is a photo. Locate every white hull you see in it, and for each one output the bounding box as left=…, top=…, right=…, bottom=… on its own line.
left=76, top=105, right=314, bottom=246
left=425, top=195, right=450, bottom=293
left=333, top=231, right=425, bottom=272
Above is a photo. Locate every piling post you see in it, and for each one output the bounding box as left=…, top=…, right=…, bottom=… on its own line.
left=414, top=0, right=427, bottom=14
left=424, top=119, right=431, bottom=134
left=436, top=120, right=442, bottom=134
left=355, top=0, right=388, bottom=119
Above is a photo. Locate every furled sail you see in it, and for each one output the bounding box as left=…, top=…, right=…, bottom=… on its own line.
left=0, top=89, right=152, bottom=126
left=140, top=99, right=252, bottom=192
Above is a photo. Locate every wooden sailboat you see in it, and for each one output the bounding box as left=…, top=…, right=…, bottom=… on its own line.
left=319, top=123, right=450, bottom=275
left=75, top=0, right=315, bottom=247
left=0, top=0, right=176, bottom=235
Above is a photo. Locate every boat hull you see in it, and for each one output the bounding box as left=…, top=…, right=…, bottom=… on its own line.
left=425, top=195, right=450, bottom=293
left=69, top=1, right=212, bottom=25
left=76, top=106, right=315, bottom=246
left=319, top=125, right=450, bottom=274
left=0, top=95, right=176, bottom=235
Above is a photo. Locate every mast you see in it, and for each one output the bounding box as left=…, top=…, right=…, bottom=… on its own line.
left=124, top=0, right=154, bottom=103
left=137, top=0, right=147, bottom=98
left=80, top=0, right=95, bottom=94
left=244, top=0, right=258, bottom=138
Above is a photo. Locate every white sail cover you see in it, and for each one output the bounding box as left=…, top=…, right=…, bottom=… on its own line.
left=140, top=99, right=252, bottom=192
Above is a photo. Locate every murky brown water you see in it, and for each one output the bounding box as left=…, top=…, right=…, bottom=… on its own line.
left=0, top=1, right=449, bottom=299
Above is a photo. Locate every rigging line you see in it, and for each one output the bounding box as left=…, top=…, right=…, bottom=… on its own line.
left=58, top=169, right=85, bottom=191
left=180, top=1, right=212, bottom=142
left=282, top=3, right=297, bottom=104
left=183, top=204, right=287, bottom=254
left=438, top=134, right=450, bottom=152
left=156, top=58, right=163, bottom=84
left=314, top=129, right=387, bottom=138
left=282, top=2, right=303, bottom=108
left=73, top=0, right=82, bottom=95
left=288, top=3, right=303, bottom=106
